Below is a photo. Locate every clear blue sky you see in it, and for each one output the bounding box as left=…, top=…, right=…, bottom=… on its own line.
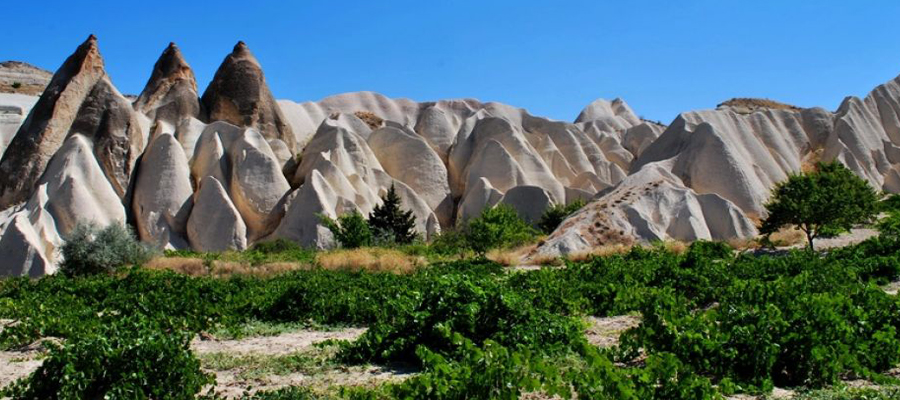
left=4, top=1, right=900, bottom=123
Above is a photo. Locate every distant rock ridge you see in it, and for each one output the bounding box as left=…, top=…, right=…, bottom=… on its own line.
left=1, top=35, right=899, bottom=275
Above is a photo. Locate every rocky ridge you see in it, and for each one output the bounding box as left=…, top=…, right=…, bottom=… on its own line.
left=0, top=35, right=898, bottom=275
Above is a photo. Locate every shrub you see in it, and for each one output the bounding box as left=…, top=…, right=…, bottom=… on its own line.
left=465, top=205, right=538, bottom=255
left=3, top=315, right=212, bottom=399
left=879, top=194, right=900, bottom=212
left=59, top=222, right=154, bottom=277
left=537, top=199, right=586, bottom=234
left=320, top=211, right=372, bottom=248
left=760, top=161, right=879, bottom=250
left=368, top=184, right=417, bottom=245
left=876, top=211, right=900, bottom=242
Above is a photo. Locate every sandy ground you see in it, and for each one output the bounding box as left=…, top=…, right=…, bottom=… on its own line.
left=191, top=328, right=365, bottom=356
left=786, top=228, right=879, bottom=251
left=0, top=324, right=411, bottom=397
left=583, top=315, right=641, bottom=348
left=194, top=327, right=413, bottom=398
left=0, top=319, right=47, bottom=391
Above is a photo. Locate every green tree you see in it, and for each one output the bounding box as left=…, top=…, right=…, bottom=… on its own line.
left=760, top=161, right=878, bottom=251
left=466, top=205, right=538, bottom=256
left=538, top=199, right=586, bottom=234
left=368, top=184, right=417, bottom=245
left=320, top=211, right=372, bottom=248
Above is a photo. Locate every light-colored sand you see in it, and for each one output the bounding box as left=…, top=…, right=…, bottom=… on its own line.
left=191, top=327, right=365, bottom=356
left=583, top=315, right=641, bottom=348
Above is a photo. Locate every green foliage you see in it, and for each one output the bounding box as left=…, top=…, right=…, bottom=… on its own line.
left=3, top=315, right=211, bottom=399
left=465, top=205, right=538, bottom=255
left=339, top=268, right=584, bottom=365
left=368, top=184, right=417, bottom=245
left=3, top=234, right=900, bottom=398
left=760, top=161, right=879, bottom=250
left=877, top=211, right=900, bottom=242
left=59, top=222, right=155, bottom=277
left=320, top=211, right=372, bottom=249
left=538, top=199, right=586, bottom=234
left=879, top=194, right=900, bottom=213
left=11, top=82, right=21, bottom=89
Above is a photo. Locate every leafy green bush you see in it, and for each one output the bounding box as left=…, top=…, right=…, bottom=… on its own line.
left=59, top=222, right=154, bottom=277
left=3, top=315, right=212, bottom=399
left=760, top=161, right=879, bottom=250
left=879, top=194, right=900, bottom=213
left=537, top=199, right=586, bottom=234
left=320, top=211, right=372, bottom=248
left=339, top=270, right=584, bottom=365
left=877, top=211, right=900, bottom=242
left=465, top=205, right=538, bottom=255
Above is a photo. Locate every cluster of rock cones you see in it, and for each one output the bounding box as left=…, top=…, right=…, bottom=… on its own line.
left=1, top=35, right=899, bottom=276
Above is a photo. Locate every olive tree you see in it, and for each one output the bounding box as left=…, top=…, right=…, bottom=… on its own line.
left=760, top=161, right=878, bottom=251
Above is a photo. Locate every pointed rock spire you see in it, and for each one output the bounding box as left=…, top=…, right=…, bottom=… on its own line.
left=133, top=42, right=201, bottom=125
left=201, top=41, right=296, bottom=151
left=0, top=35, right=108, bottom=208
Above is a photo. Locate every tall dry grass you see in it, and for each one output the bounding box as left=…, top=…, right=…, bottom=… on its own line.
left=316, top=248, right=425, bottom=274
left=144, top=257, right=311, bottom=278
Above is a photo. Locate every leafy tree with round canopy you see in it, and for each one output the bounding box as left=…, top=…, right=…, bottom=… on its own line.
left=760, top=161, right=879, bottom=251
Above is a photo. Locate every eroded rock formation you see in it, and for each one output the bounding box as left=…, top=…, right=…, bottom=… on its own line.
left=1, top=35, right=900, bottom=275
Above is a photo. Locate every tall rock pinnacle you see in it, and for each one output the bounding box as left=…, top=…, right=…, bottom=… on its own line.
left=133, top=42, right=202, bottom=126
left=0, top=35, right=144, bottom=208
left=201, top=41, right=296, bottom=151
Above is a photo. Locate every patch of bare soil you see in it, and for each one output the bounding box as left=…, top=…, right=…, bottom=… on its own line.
left=191, top=328, right=366, bottom=356
left=194, top=327, right=414, bottom=398
left=787, top=228, right=879, bottom=251
left=583, top=315, right=641, bottom=348
left=0, top=320, right=54, bottom=392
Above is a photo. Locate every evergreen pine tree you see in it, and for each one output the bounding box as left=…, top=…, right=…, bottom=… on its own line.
left=369, top=184, right=417, bottom=244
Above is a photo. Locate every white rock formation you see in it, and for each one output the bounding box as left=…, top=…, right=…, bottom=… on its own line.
left=132, top=133, right=193, bottom=249
left=187, top=176, right=247, bottom=252
left=3, top=36, right=900, bottom=275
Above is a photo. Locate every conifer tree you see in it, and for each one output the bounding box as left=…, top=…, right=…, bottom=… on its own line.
left=369, top=184, right=417, bottom=245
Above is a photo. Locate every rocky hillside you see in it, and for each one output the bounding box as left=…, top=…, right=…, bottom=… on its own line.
left=0, top=35, right=898, bottom=276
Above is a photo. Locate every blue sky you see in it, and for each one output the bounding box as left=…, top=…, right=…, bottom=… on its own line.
left=4, top=1, right=900, bottom=123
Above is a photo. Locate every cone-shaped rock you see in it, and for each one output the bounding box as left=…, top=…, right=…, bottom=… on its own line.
left=133, top=42, right=202, bottom=126
left=0, top=35, right=144, bottom=208
left=0, top=35, right=104, bottom=208
left=201, top=41, right=296, bottom=151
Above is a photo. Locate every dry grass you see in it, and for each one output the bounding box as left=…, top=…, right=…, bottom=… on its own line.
left=144, top=257, right=310, bottom=278
left=658, top=240, right=688, bottom=254
left=487, top=243, right=539, bottom=267
left=354, top=111, right=384, bottom=130
left=566, top=243, right=631, bottom=262
left=144, top=257, right=208, bottom=276
left=767, top=228, right=806, bottom=247
left=316, top=248, right=425, bottom=274
left=726, top=237, right=760, bottom=251
left=717, top=98, right=801, bottom=114
left=209, top=261, right=309, bottom=278
left=526, top=252, right=565, bottom=267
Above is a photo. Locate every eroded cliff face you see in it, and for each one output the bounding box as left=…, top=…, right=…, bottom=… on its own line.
left=1, top=36, right=899, bottom=275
